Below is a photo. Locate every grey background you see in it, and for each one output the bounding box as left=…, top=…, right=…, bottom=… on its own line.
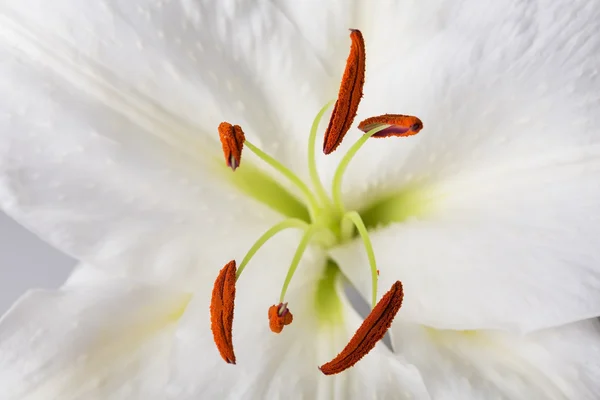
left=0, top=211, right=75, bottom=313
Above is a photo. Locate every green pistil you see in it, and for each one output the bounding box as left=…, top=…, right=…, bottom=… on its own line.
left=314, top=260, right=343, bottom=325
left=245, top=140, right=320, bottom=221
left=331, top=124, right=390, bottom=214
left=236, top=218, right=309, bottom=280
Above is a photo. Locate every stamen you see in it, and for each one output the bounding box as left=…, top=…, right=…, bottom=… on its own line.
left=319, top=281, right=404, bottom=375
left=331, top=124, right=389, bottom=213
left=218, top=122, right=245, bottom=171
left=244, top=140, right=320, bottom=220
left=358, top=114, right=423, bottom=138
left=236, top=218, right=309, bottom=279
left=323, top=29, right=366, bottom=154
left=210, top=260, right=237, bottom=364
left=268, top=302, right=294, bottom=333
left=342, top=211, right=378, bottom=308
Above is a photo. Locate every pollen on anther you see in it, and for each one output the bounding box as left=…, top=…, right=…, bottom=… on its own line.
left=319, top=281, right=404, bottom=375
left=323, top=29, right=366, bottom=154
left=268, top=303, right=294, bottom=334
left=358, top=114, right=423, bottom=138
left=210, top=260, right=237, bottom=364
left=218, top=122, right=245, bottom=171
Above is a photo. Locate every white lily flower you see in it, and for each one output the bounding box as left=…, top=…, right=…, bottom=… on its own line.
left=1, top=0, right=600, bottom=399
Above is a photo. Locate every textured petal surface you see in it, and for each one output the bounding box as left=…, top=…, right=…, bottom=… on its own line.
left=0, top=41, right=284, bottom=286
left=344, top=0, right=600, bottom=201
left=393, top=319, right=600, bottom=400
left=0, top=0, right=341, bottom=157
left=330, top=209, right=600, bottom=332
left=330, top=0, right=600, bottom=332
left=0, top=0, right=360, bottom=281
left=0, top=237, right=430, bottom=400
left=1, top=0, right=452, bottom=196
left=0, top=277, right=190, bottom=400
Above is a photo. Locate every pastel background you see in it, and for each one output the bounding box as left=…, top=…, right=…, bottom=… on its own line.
left=0, top=211, right=75, bottom=313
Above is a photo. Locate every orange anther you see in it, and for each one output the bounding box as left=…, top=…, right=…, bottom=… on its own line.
left=210, top=260, right=237, bottom=364
left=319, top=281, right=404, bottom=375
left=358, top=114, right=423, bottom=138
left=268, top=302, right=294, bottom=333
left=218, top=122, right=245, bottom=171
left=323, top=29, right=366, bottom=154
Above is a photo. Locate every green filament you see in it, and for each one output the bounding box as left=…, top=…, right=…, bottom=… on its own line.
left=236, top=218, right=309, bottom=280
left=331, top=125, right=390, bottom=214
left=343, top=211, right=378, bottom=308
left=307, top=101, right=335, bottom=209
left=279, top=225, right=321, bottom=303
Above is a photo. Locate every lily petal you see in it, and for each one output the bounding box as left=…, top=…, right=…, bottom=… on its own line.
left=0, top=278, right=191, bottom=400
left=343, top=0, right=600, bottom=210
left=330, top=0, right=600, bottom=332
left=393, top=319, right=600, bottom=400
left=0, top=1, right=339, bottom=168
left=0, top=42, right=284, bottom=286
left=331, top=200, right=600, bottom=332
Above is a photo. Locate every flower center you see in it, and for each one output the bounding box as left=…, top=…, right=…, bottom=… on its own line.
left=210, top=29, right=424, bottom=375
left=223, top=105, right=394, bottom=310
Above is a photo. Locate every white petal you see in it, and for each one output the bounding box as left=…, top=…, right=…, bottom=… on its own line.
left=328, top=0, right=600, bottom=332
left=261, top=1, right=437, bottom=78
left=0, top=1, right=342, bottom=171
left=343, top=0, right=600, bottom=205
left=0, top=279, right=191, bottom=400
left=63, top=263, right=118, bottom=287
left=330, top=204, right=600, bottom=332
left=0, top=40, right=287, bottom=286
left=393, top=319, right=600, bottom=400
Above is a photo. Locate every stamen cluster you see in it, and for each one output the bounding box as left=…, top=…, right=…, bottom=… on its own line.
left=211, top=29, right=423, bottom=375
